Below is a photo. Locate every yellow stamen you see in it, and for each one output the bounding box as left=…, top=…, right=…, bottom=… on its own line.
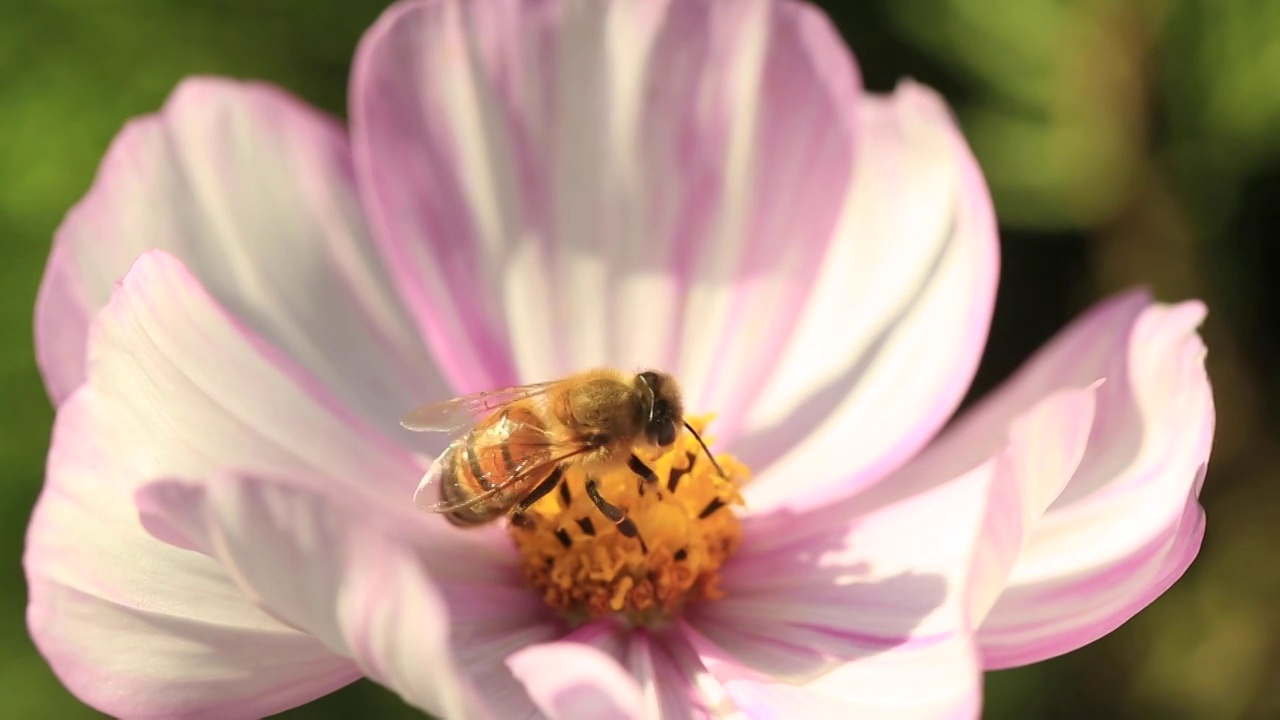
left=509, top=415, right=748, bottom=625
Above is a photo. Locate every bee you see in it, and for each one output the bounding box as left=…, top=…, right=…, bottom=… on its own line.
left=401, top=369, right=724, bottom=545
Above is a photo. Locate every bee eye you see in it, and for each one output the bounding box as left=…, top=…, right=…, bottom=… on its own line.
left=651, top=420, right=677, bottom=447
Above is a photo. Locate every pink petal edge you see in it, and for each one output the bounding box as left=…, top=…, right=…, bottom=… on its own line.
left=135, top=473, right=482, bottom=719
left=976, top=296, right=1214, bottom=667
left=26, top=389, right=360, bottom=719
left=737, top=79, right=999, bottom=513
left=34, top=75, right=444, bottom=440
left=350, top=0, right=863, bottom=418
left=507, top=640, right=647, bottom=720
left=685, top=458, right=1006, bottom=717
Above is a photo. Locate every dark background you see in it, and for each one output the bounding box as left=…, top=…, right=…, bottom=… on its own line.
left=2, top=1, right=1277, bottom=717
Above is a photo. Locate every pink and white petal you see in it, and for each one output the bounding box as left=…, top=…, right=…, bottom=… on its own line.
left=684, top=622, right=980, bottom=720
left=683, top=457, right=1002, bottom=718
left=353, top=0, right=859, bottom=408
left=25, top=389, right=359, bottom=720
left=623, top=630, right=698, bottom=720
left=432, top=574, right=568, bottom=716
left=528, top=622, right=709, bottom=720
left=897, top=291, right=1152, bottom=481
left=737, top=80, right=999, bottom=511
left=508, top=641, right=646, bottom=720
left=35, top=76, right=443, bottom=436
left=976, top=298, right=1214, bottom=668
left=961, top=388, right=1098, bottom=624
left=25, top=250, right=464, bottom=716
left=79, top=249, right=425, bottom=497
left=636, top=627, right=750, bottom=720
left=869, top=382, right=1099, bottom=627
left=135, top=474, right=481, bottom=718
left=687, top=382, right=1096, bottom=717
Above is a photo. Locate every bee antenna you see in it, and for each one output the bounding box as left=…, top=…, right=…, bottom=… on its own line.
left=683, top=421, right=727, bottom=479
left=639, top=371, right=657, bottom=422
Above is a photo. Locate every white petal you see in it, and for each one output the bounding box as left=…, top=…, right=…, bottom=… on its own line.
left=738, top=81, right=999, bottom=512
left=25, top=390, right=358, bottom=719
left=685, top=457, right=1000, bottom=718
left=352, top=0, right=861, bottom=413
left=25, top=250, right=437, bottom=717
left=975, top=295, right=1214, bottom=667
left=80, top=250, right=423, bottom=495
left=508, top=641, right=646, bottom=720
left=135, top=473, right=481, bottom=718
left=36, top=77, right=444, bottom=435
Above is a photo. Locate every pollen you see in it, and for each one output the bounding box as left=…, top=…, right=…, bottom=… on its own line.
left=508, top=415, right=748, bottom=625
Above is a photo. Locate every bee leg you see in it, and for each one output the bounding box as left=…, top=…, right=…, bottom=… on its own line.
left=585, top=476, right=648, bottom=554
left=628, top=454, right=662, bottom=500
left=511, top=466, right=566, bottom=517
left=666, top=452, right=697, bottom=494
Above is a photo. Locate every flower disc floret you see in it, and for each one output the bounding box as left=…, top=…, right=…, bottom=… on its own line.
left=509, top=416, right=747, bottom=625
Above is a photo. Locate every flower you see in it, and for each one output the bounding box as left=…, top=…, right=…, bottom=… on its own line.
left=26, top=0, right=1214, bottom=717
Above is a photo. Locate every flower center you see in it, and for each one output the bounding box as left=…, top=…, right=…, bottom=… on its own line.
left=508, top=415, right=747, bottom=625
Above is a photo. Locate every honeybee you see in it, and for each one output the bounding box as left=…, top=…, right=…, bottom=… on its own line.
left=401, top=369, right=724, bottom=541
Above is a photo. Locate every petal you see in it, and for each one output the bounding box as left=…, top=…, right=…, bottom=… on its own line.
left=352, top=0, right=859, bottom=410
left=35, top=76, right=443, bottom=437
left=140, top=470, right=568, bottom=719
left=973, top=295, right=1214, bottom=668
left=440, top=580, right=567, bottom=717
left=25, top=251, right=436, bottom=716
left=516, top=623, right=736, bottom=720
left=625, top=631, right=694, bottom=720
left=25, top=390, right=358, bottom=719
left=683, top=457, right=1001, bottom=718
left=507, top=641, right=645, bottom=720
left=77, top=249, right=422, bottom=496
left=136, top=474, right=481, bottom=719
left=685, top=383, right=1094, bottom=717
left=684, top=623, right=980, bottom=720
left=960, top=388, right=1099, bottom=624
left=866, top=379, right=1100, bottom=630
left=737, top=80, right=999, bottom=511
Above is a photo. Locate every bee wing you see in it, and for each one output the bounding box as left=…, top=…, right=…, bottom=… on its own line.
left=421, top=438, right=595, bottom=514
left=400, top=380, right=559, bottom=434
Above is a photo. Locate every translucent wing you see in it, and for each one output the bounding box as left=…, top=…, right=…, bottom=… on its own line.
left=422, top=439, right=595, bottom=514
left=400, top=380, right=559, bottom=434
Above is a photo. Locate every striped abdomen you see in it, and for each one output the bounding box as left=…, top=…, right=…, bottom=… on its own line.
left=440, top=406, right=556, bottom=526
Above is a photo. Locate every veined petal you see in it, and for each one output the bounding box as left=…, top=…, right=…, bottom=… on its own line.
left=972, top=294, right=1214, bottom=667
left=515, top=622, right=730, bottom=720
left=507, top=641, right=646, bottom=720
left=25, top=250, right=440, bottom=717
left=78, top=250, right=423, bottom=495
left=25, top=392, right=358, bottom=720
left=35, top=76, right=443, bottom=437
left=352, top=0, right=859, bottom=411
left=624, top=631, right=696, bottom=720
left=684, top=622, right=980, bottom=720
left=738, top=80, right=999, bottom=511
left=961, top=389, right=1098, bottom=624
left=683, top=457, right=1001, bottom=718
left=136, top=474, right=480, bottom=719
left=869, top=379, right=1100, bottom=629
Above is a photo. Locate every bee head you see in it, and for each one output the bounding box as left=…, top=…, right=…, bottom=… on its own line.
left=635, top=370, right=682, bottom=449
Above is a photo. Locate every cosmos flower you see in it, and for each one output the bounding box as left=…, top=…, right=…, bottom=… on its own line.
left=26, top=0, right=1214, bottom=717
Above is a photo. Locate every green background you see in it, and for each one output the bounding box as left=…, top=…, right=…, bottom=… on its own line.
left=2, top=1, right=1277, bottom=717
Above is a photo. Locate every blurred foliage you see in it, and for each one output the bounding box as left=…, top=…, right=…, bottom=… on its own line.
left=0, top=0, right=1276, bottom=718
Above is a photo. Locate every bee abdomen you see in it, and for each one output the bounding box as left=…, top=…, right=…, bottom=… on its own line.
left=444, top=505, right=497, bottom=527
left=443, top=409, right=551, bottom=526
left=440, top=458, right=500, bottom=526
